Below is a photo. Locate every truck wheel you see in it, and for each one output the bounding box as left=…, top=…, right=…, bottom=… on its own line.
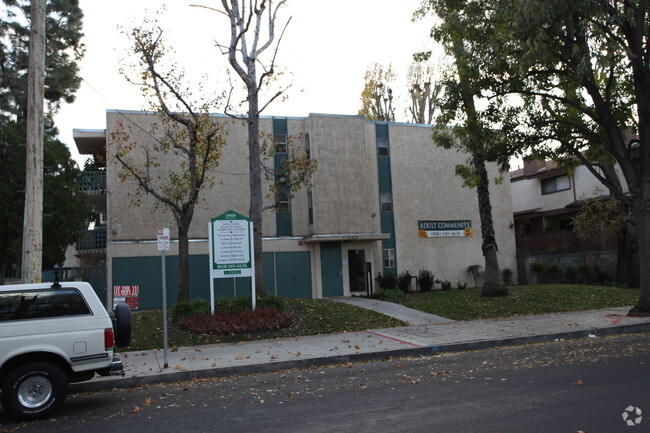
left=1, top=362, right=68, bottom=421
left=114, top=303, right=132, bottom=348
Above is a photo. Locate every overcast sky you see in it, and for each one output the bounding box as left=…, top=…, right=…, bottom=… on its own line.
left=53, top=0, right=439, bottom=163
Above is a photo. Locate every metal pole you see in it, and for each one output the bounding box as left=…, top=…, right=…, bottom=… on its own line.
left=161, top=250, right=168, bottom=368
left=250, top=221, right=256, bottom=311
left=22, top=0, right=46, bottom=283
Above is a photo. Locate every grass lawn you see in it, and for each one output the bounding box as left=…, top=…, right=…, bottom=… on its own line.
left=124, top=298, right=406, bottom=351
left=402, top=284, right=640, bottom=321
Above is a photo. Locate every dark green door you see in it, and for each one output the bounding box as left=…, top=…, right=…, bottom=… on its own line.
left=276, top=252, right=312, bottom=298
left=320, top=242, right=343, bottom=297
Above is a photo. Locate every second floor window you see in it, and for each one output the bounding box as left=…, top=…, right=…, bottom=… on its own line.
left=274, top=133, right=288, bottom=154
left=380, top=192, right=393, bottom=211
left=541, top=174, right=570, bottom=195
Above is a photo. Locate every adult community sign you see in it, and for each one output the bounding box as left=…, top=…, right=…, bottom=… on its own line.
left=418, top=220, right=473, bottom=238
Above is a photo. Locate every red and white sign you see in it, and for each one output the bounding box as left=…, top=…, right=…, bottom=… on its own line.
left=157, top=227, right=170, bottom=251
left=113, top=285, right=140, bottom=310
left=113, top=285, right=139, bottom=297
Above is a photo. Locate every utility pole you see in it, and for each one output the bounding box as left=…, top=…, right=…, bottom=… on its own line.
left=22, top=0, right=46, bottom=283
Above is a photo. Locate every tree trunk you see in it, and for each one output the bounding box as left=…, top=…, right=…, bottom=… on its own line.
left=475, top=155, right=507, bottom=297
left=176, top=213, right=192, bottom=303
left=247, top=90, right=267, bottom=297
left=630, top=195, right=650, bottom=314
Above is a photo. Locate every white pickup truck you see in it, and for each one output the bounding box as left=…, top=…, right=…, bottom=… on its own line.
left=0, top=281, right=131, bottom=420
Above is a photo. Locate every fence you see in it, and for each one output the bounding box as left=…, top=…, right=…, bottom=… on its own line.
left=516, top=250, right=617, bottom=285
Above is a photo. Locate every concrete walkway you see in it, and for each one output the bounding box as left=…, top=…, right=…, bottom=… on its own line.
left=72, top=303, right=650, bottom=393
left=330, top=297, right=453, bottom=325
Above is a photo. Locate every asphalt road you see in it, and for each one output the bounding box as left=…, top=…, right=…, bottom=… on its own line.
left=1, top=333, right=649, bottom=433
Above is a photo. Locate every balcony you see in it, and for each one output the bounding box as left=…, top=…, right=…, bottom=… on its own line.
left=76, top=226, right=107, bottom=252
left=79, top=169, right=106, bottom=194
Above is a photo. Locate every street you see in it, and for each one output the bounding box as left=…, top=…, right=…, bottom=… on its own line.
left=1, top=333, right=648, bottom=433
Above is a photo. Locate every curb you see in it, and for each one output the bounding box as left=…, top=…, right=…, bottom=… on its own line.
left=69, top=321, right=650, bottom=394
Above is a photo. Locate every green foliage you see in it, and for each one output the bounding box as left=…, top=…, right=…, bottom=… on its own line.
left=376, top=273, right=398, bottom=291
left=397, top=271, right=413, bottom=293
left=530, top=261, right=612, bottom=285
left=501, top=268, right=513, bottom=285
left=171, top=298, right=211, bottom=322
left=0, top=0, right=84, bottom=117
left=374, top=288, right=408, bottom=304
left=467, top=264, right=483, bottom=287
left=403, top=285, right=639, bottom=321
left=357, top=63, right=396, bottom=121
left=418, top=269, right=435, bottom=292
left=440, top=280, right=452, bottom=290
left=125, top=298, right=405, bottom=351
left=0, top=120, right=94, bottom=274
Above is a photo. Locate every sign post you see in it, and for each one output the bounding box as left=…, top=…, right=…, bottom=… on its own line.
left=209, top=211, right=254, bottom=314
left=157, top=227, right=170, bottom=369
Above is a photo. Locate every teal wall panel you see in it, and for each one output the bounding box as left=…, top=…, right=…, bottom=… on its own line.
left=263, top=252, right=276, bottom=295
left=276, top=252, right=312, bottom=298
left=320, top=243, right=343, bottom=297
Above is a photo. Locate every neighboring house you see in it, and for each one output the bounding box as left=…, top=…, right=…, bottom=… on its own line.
left=73, top=110, right=517, bottom=309
left=510, top=159, right=628, bottom=282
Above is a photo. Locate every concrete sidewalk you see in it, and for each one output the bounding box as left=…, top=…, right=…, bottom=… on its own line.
left=72, top=303, right=650, bottom=393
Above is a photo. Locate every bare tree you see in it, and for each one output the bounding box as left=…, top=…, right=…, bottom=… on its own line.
left=407, top=62, right=441, bottom=124
left=191, top=0, right=291, bottom=296
left=111, top=26, right=225, bottom=302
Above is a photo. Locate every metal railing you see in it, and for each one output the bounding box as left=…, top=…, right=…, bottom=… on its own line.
left=78, top=169, right=106, bottom=193
left=76, top=227, right=107, bottom=251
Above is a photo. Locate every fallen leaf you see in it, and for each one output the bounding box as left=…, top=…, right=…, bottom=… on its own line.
left=132, top=406, right=142, bottom=413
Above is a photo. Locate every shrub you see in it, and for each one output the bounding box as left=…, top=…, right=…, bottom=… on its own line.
left=563, top=266, right=577, bottom=283
left=374, top=288, right=407, bottom=303
left=457, top=281, right=467, bottom=290
left=397, top=271, right=413, bottom=293
left=418, top=269, right=434, bottom=292
left=376, top=273, right=398, bottom=291
left=175, top=307, right=294, bottom=336
left=440, top=280, right=452, bottom=290
left=501, top=268, right=513, bottom=285
left=467, top=264, right=483, bottom=287
left=172, top=298, right=211, bottom=322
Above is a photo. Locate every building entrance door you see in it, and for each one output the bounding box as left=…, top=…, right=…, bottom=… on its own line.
left=348, top=249, right=366, bottom=293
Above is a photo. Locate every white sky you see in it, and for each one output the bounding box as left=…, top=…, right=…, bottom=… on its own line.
left=53, top=0, right=440, bottom=164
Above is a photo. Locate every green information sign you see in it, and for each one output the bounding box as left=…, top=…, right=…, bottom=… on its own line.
left=210, top=210, right=252, bottom=277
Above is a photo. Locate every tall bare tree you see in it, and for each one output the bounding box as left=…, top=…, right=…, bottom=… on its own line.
left=203, top=0, right=290, bottom=296
left=111, top=26, right=225, bottom=302
left=406, top=61, right=441, bottom=124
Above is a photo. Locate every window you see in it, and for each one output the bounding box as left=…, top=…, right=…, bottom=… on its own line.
left=274, top=133, right=288, bottom=154
left=377, top=137, right=389, bottom=156
left=380, top=192, right=393, bottom=211
left=541, top=174, right=570, bottom=194
left=0, top=288, right=91, bottom=322
left=383, top=248, right=396, bottom=268
left=307, top=190, right=314, bottom=225
left=277, top=190, right=290, bottom=213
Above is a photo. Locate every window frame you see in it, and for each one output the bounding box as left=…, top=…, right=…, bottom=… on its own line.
left=274, top=133, right=288, bottom=154
left=383, top=248, right=396, bottom=269
left=380, top=192, right=393, bottom=212
left=541, top=174, right=571, bottom=195
left=377, top=137, right=389, bottom=156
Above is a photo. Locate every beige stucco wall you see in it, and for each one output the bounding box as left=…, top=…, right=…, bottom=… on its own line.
left=96, top=111, right=516, bottom=298
left=388, top=123, right=517, bottom=285
left=306, top=115, right=380, bottom=235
